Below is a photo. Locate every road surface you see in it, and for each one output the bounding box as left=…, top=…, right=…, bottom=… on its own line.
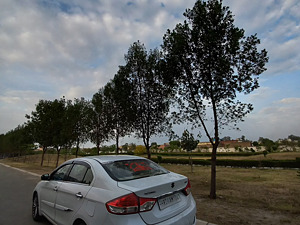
left=0, top=163, right=51, bottom=225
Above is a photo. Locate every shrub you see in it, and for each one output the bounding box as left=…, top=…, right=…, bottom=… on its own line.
left=157, top=155, right=162, bottom=163
left=134, top=145, right=146, bottom=155
left=151, top=157, right=299, bottom=169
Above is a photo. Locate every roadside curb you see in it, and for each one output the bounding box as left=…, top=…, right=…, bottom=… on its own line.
left=197, top=219, right=217, bottom=225
left=0, top=162, right=41, bottom=177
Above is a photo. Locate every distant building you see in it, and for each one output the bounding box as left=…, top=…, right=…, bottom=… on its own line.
left=220, top=140, right=252, bottom=148
left=158, top=143, right=170, bottom=150
left=197, top=142, right=212, bottom=148
left=197, top=140, right=252, bottom=152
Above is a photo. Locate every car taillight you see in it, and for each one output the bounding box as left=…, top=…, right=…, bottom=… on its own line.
left=106, top=193, right=156, bottom=215
left=183, top=179, right=191, bottom=196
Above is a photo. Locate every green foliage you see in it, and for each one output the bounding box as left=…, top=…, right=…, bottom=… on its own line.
left=180, top=130, right=198, bottom=152
left=104, top=76, right=136, bottom=153
left=0, top=125, right=33, bottom=156
left=157, top=155, right=162, bottom=163
left=169, top=140, right=181, bottom=150
left=101, top=145, right=116, bottom=153
left=288, top=134, right=300, bottom=142
left=259, top=137, right=279, bottom=152
left=121, top=41, right=174, bottom=158
left=134, top=145, right=146, bottom=155
left=152, top=157, right=299, bottom=169
left=150, top=142, right=159, bottom=153
left=90, top=88, right=115, bottom=153
left=152, top=151, right=264, bottom=157
left=128, top=143, right=136, bottom=154
left=122, top=143, right=129, bottom=153
left=65, top=98, right=92, bottom=157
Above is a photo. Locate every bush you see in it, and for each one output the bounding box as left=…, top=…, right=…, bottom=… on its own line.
left=151, top=157, right=299, bottom=169
left=157, top=155, right=162, bottom=163
left=151, top=152, right=263, bottom=157
left=134, top=145, right=146, bottom=155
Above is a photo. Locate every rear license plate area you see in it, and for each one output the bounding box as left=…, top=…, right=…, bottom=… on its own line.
left=158, top=192, right=181, bottom=210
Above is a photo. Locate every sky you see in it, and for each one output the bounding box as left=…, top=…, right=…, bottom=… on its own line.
left=0, top=0, right=299, bottom=146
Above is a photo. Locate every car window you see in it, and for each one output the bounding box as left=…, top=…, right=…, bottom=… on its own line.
left=102, top=159, right=169, bottom=181
left=82, top=168, right=93, bottom=185
left=66, top=164, right=94, bottom=185
left=51, top=164, right=72, bottom=181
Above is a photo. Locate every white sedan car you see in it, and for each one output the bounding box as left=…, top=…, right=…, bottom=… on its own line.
left=32, top=155, right=196, bottom=225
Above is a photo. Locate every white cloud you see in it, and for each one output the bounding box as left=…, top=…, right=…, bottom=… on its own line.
left=241, top=97, right=300, bottom=140
left=0, top=90, right=46, bottom=133
left=223, top=0, right=300, bottom=76
left=0, top=0, right=299, bottom=143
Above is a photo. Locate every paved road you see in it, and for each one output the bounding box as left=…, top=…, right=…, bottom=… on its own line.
left=0, top=163, right=51, bottom=225
left=0, top=163, right=213, bottom=225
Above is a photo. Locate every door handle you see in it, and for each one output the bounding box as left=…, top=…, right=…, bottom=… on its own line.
left=53, top=186, right=58, bottom=191
left=76, top=192, right=83, bottom=198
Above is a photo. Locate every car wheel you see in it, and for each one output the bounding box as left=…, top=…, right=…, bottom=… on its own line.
left=32, top=193, right=42, bottom=221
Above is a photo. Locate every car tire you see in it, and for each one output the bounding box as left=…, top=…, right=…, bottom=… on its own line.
left=32, top=193, right=42, bottom=221
left=75, top=221, right=86, bottom=225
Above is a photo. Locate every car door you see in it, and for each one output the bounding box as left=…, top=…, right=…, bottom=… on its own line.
left=39, top=164, right=72, bottom=221
left=54, top=162, right=93, bottom=225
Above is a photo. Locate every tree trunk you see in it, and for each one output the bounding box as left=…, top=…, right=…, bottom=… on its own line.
left=143, top=136, right=151, bottom=159
left=97, top=143, right=100, bottom=155
left=146, top=146, right=151, bottom=159
left=189, top=152, right=193, bottom=173
left=41, top=147, right=47, bottom=166
left=56, top=147, right=60, bottom=168
left=116, top=132, right=119, bottom=155
left=76, top=138, right=79, bottom=158
left=210, top=144, right=217, bottom=199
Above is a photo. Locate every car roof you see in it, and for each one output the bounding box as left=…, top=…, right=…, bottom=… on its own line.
left=77, top=155, right=145, bottom=164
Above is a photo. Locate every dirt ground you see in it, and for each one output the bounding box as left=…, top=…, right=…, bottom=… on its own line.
left=162, top=164, right=300, bottom=225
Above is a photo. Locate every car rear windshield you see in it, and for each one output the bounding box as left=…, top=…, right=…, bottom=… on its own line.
left=102, top=159, right=169, bottom=181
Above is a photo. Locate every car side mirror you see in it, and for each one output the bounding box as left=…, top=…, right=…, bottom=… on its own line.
left=41, top=174, right=50, bottom=181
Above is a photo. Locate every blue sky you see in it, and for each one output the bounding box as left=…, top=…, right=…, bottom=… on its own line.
left=0, top=0, right=299, bottom=145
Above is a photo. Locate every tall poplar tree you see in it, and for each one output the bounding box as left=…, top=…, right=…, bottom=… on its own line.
left=123, top=41, right=173, bottom=159
left=162, top=0, right=268, bottom=199
left=90, top=88, right=114, bottom=154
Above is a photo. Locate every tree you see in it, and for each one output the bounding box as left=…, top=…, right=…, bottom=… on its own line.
left=26, top=100, right=56, bottom=166
left=65, top=98, right=92, bottom=157
left=90, top=88, right=114, bottom=154
left=258, top=137, right=278, bottom=152
left=180, top=130, right=198, bottom=172
left=26, top=98, right=77, bottom=166
left=221, top=136, right=231, bottom=141
left=103, top=71, right=136, bottom=154
left=0, top=125, right=33, bottom=158
left=50, top=98, right=66, bottom=167
left=162, top=0, right=268, bottom=198
left=288, top=134, right=300, bottom=142
left=122, top=41, right=173, bottom=159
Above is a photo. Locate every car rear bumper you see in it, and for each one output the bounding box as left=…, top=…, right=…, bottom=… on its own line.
left=100, top=196, right=197, bottom=225
left=147, top=196, right=197, bottom=225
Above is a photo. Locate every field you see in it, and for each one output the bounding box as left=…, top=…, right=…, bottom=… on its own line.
left=1, top=153, right=300, bottom=225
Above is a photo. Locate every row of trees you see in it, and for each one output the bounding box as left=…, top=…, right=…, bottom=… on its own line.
left=1, top=0, right=268, bottom=199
